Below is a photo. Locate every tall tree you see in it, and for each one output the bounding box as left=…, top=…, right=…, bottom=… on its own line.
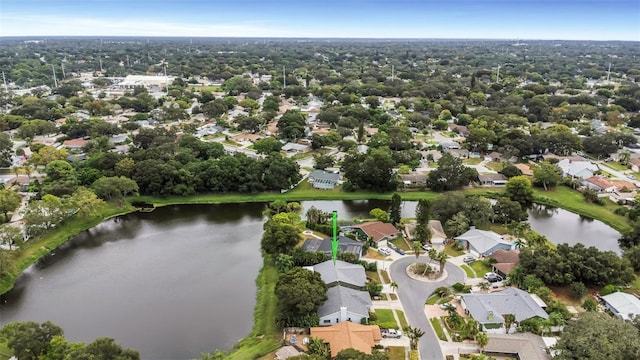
left=0, top=188, right=22, bottom=222
left=389, top=193, right=402, bottom=225
left=275, top=267, right=327, bottom=327
left=505, top=175, right=534, bottom=207
left=0, top=321, right=63, bottom=360
left=260, top=219, right=301, bottom=256
left=428, top=153, right=477, bottom=191
left=0, top=133, right=14, bottom=168
left=533, top=162, right=562, bottom=191
left=476, top=332, right=489, bottom=353
left=553, top=312, right=640, bottom=360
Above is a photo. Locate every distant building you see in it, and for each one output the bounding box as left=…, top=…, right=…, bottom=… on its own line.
left=116, top=75, right=175, bottom=90
left=478, top=174, right=508, bottom=186
left=308, top=170, right=340, bottom=190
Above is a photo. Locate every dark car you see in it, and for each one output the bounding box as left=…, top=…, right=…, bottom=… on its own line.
left=394, top=248, right=405, bottom=255
left=484, top=272, right=503, bottom=283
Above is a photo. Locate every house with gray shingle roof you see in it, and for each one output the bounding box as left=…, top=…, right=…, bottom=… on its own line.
left=461, top=288, right=549, bottom=333
left=485, top=333, right=551, bottom=360
left=557, top=159, right=598, bottom=179
left=455, top=227, right=512, bottom=257
left=317, top=285, right=372, bottom=326
left=308, top=170, right=340, bottom=189
left=306, top=260, right=366, bottom=289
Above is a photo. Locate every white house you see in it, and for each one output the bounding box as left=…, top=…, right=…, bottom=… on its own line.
left=317, top=286, right=372, bottom=326
left=601, top=292, right=640, bottom=321
left=455, top=227, right=512, bottom=257
left=557, top=159, right=598, bottom=179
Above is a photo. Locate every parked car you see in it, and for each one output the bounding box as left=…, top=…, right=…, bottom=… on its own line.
left=439, top=302, right=454, bottom=310
left=388, top=243, right=398, bottom=250
left=463, top=255, right=476, bottom=263
left=422, top=244, right=432, bottom=251
left=394, top=247, right=405, bottom=255
left=378, top=247, right=392, bottom=256
left=483, top=272, right=503, bottom=283
left=381, top=328, right=402, bottom=338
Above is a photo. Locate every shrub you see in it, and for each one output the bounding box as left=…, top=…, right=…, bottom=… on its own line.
left=582, top=298, right=598, bottom=312
left=376, top=321, right=399, bottom=330
left=571, top=281, right=587, bottom=299
left=600, top=284, right=620, bottom=296
left=452, top=282, right=466, bottom=292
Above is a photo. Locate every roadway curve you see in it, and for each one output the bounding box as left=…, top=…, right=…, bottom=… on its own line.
left=389, top=256, right=465, bottom=360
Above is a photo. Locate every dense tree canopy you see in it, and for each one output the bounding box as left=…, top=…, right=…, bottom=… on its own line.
left=275, top=267, right=327, bottom=327
left=428, top=153, right=477, bottom=191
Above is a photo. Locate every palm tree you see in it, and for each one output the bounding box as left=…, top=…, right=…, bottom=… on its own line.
left=513, top=238, right=527, bottom=250
left=307, top=337, right=330, bottom=358
left=404, top=326, right=425, bottom=350
left=476, top=331, right=489, bottom=353
left=436, top=251, right=449, bottom=274
left=463, top=319, right=480, bottom=340
left=390, top=281, right=398, bottom=293
left=620, top=150, right=631, bottom=166
left=434, top=286, right=452, bottom=298
left=478, top=281, right=491, bottom=293
left=412, top=241, right=422, bottom=261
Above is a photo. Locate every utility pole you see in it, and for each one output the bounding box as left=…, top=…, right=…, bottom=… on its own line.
left=51, top=64, right=58, bottom=87
left=61, top=62, right=66, bottom=79
left=283, top=66, right=286, bottom=88
left=607, top=62, right=612, bottom=82
left=496, top=65, right=501, bottom=84
left=126, top=55, right=131, bottom=67
left=391, top=64, right=395, bottom=82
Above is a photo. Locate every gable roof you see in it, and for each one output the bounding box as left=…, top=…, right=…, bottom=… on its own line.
left=352, top=221, right=399, bottom=242
left=478, top=173, right=507, bottom=183
left=601, top=292, right=640, bottom=321
left=309, top=260, right=366, bottom=288
left=317, top=286, right=372, bottom=319
left=515, top=163, right=534, bottom=176
left=611, top=180, right=637, bottom=190
left=461, top=287, right=549, bottom=324
left=309, top=170, right=340, bottom=183
left=310, top=322, right=381, bottom=358
left=455, top=228, right=511, bottom=254
left=557, top=159, right=598, bottom=177
left=428, top=220, right=447, bottom=239
left=485, top=333, right=551, bottom=360
left=585, top=176, right=615, bottom=190
left=490, top=249, right=520, bottom=264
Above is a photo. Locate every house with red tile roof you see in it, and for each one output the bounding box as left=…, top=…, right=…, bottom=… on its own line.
left=310, top=322, right=382, bottom=358
left=62, top=138, right=89, bottom=150
left=583, top=176, right=616, bottom=192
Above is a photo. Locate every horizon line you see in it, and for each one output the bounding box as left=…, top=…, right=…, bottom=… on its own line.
left=1, top=35, right=638, bottom=42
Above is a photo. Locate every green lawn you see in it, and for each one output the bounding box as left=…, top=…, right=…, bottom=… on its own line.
left=430, top=318, right=448, bottom=341
left=604, top=162, right=629, bottom=171
left=464, top=158, right=483, bottom=165
left=426, top=295, right=440, bottom=305
left=485, top=161, right=505, bottom=171
left=396, top=310, right=409, bottom=329
left=388, top=346, right=406, bottom=360
left=367, top=270, right=382, bottom=284
left=390, top=293, right=398, bottom=300
left=469, top=261, right=492, bottom=277
left=444, top=243, right=464, bottom=257
left=376, top=309, right=397, bottom=324
left=227, top=258, right=280, bottom=359
left=461, top=264, right=476, bottom=278
left=390, top=237, right=411, bottom=251
left=380, top=270, right=391, bottom=284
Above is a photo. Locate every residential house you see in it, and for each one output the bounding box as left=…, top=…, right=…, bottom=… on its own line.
left=478, top=174, right=508, bottom=186
left=109, top=134, right=129, bottom=144
left=421, top=150, right=443, bottom=162
left=460, top=288, right=549, bottom=333
left=557, top=159, right=598, bottom=179
left=611, top=180, right=637, bottom=191
left=515, top=163, right=534, bottom=177
left=345, top=222, right=400, bottom=243
left=449, top=149, right=470, bottom=159
left=306, top=260, right=366, bottom=288
left=629, top=158, right=640, bottom=172
left=489, top=249, right=520, bottom=278
left=583, top=176, right=616, bottom=192
left=428, top=220, right=447, bottom=245
left=356, top=144, right=369, bottom=154
left=317, top=285, right=373, bottom=326
left=308, top=170, right=340, bottom=190
left=232, top=132, right=262, bottom=143
left=455, top=227, right=512, bottom=257
left=487, top=152, right=503, bottom=162
left=62, top=138, right=89, bottom=150
left=439, top=141, right=461, bottom=150
left=399, top=173, right=428, bottom=186
left=282, top=142, right=310, bottom=156
left=274, top=346, right=302, bottom=360
left=310, top=322, right=382, bottom=358
left=601, top=292, right=640, bottom=321
left=302, top=237, right=363, bottom=260
left=485, top=333, right=552, bottom=360
left=608, top=190, right=637, bottom=205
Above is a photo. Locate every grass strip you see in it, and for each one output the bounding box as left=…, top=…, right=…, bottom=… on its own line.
left=430, top=318, right=447, bottom=341
left=460, top=264, right=476, bottom=278
left=396, top=309, right=409, bottom=329
left=375, top=309, right=396, bottom=324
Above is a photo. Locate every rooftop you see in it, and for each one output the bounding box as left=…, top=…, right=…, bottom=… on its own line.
left=485, top=333, right=551, bottom=360
left=461, top=287, right=549, bottom=324
left=310, top=322, right=381, bottom=358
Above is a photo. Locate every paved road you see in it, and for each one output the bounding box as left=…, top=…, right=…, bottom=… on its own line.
left=597, top=161, right=640, bottom=186
left=389, top=257, right=465, bottom=360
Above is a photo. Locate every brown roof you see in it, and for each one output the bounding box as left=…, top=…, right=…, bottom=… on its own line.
left=310, top=322, right=381, bottom=358
left=353, top=221, right=400, bottom=242
left=232, top=133, right=262, bottom=142
left=493, top=262, right=517, bottom=275
left=629, top=158, right=640, bottom=167
left=490, top=249, right=520, bottom=264
left=62, top=138, right=88, bottom=148
left=485, top=333, right=551, bottom=360
left=585, top=176, right=614, bottom=190
left=515, top=163, right=534, bottom=176
left=611, top=180, right=637, bottom=190
left=488, top=151, right=503, bottom=159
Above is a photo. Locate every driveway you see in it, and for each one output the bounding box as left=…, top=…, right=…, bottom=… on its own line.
left=389, top=256, right=465, bottom=360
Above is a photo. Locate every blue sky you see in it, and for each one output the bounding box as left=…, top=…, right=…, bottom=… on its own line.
left=1, top=0, right=638, bottom=40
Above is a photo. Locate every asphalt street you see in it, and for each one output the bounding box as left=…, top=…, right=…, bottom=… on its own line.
left=389, top=256, right=465, bottom=360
